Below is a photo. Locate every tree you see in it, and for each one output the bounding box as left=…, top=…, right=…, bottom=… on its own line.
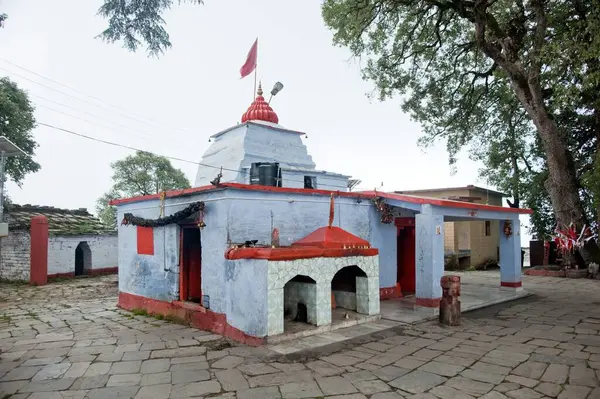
left=96, top=151, right=191, bottom=228
left=97, top=0, right=204, bottom=57
left=0, top=77, right=40, bottom=185
left=322, top=0, right=600, bottom=263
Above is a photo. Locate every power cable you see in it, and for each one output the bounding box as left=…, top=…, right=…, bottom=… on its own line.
left=37, top=122, right=353, bottom=190
left=0, top=66, right=191, bottom=136
left=33, top=94, right=155, bottom=139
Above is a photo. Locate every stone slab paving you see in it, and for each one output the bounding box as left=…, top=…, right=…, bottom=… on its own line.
left=2, top=272, right=600, bottom=397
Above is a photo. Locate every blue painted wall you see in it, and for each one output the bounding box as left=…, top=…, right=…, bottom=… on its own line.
left=224, top=259, right=268, bottom=336
left=116, top=187, right=400, bottom=336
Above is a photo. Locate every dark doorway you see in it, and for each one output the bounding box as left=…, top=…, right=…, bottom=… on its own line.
left=179, top=227, right=202, bottom=303
left=397, top=219, right=416, bottom=294
left=74, top=242, right=91, bottom=277
left=75, top=246, right=83, bottom=276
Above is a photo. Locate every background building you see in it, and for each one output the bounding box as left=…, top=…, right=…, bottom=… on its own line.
left=0, top=204, right=117, bottom=281
left=396, top=186, right=506, bottom=269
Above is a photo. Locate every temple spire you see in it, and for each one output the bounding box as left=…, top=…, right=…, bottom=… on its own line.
left=240, top=81, right=279, bottom=124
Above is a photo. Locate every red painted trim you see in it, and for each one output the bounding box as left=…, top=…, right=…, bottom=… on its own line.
left=501, top=281, right=522, bottom=288
left=109, top=183, right=533, bottom=215
left=395, top=217, right=416, bottom=228
left=380, top=283, right=404, bottom=299
left=225, top=247, right=378, bottom=260
left=47, top=267, right=118, bottom=280
left=416, top=297, right=441, bottom=308
left=137, top=226, right=155, bottom=255
left=179, top=228, right=186, bottom=302
left=117, top=291, right=264, bottom=346
left=524, top=269, right=565, bottom=277
left=90, top=267, right=118, bottom=276
left=48, top=272, right=74, bottom=279
left=30, top=216, right=49, bottom=286
left=361, top=190, right=532, bottom=214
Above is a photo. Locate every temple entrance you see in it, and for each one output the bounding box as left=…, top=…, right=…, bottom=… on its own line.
left=397, top=218, right=416, bottom=294
left=74, top=242, right=91, bottom=276
left=283, top=275, right=317, bottom=332
left=331, top=265, right=368, bottom=312
left=179, top=227, right=202, bottom=303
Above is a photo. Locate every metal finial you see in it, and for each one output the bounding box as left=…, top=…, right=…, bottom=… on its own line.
left=257, top=81, right=263, bottom=96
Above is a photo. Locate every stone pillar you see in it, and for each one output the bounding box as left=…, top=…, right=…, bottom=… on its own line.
left=315, top=281, right=332, bottom=326
left=415, top=206, right=445, bottom=307
left=499, top=218, right=523, bottom=291
left=439, top=275, right=461, bottom=326
left=267, top=288, right=284, bottom=336
left=356, top=276, right=380, bottom=315
left=30, top=215, right=48, bottom=286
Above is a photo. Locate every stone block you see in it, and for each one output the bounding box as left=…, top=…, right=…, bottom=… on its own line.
left=316, top=376, right=359, bottom=395
left=389, top=370, right=447, bottom=394
left=106, top=373, right=142, bottom=387
left=169, top=380, right=221, bottom=397
left=280, top=381, right=323, bottom=398
left=216, top=369, right=249, bottom=391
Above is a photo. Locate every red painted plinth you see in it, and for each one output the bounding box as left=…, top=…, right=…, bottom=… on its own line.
left=118, top=292, right=265, bottom=346
left=380, top=283, right=403, bottom=299
left=416, top=297, right=441, bottom=308
left=48, top=267, right=118, bottom=280
left=524, top=269, right=565, bottom=277
left=30, top=215, right=48, bottom=286
left=501, top=281, right=522, bottom=288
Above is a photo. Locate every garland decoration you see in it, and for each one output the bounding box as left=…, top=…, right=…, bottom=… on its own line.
left=372, top=197, right=394, bottom=224
left=122, top=202, right=205, bottom=227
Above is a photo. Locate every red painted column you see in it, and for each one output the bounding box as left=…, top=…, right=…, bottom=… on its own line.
left=30, top=215, right=48, bottom=286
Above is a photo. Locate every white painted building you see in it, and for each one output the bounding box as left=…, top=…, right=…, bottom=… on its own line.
left=0, top=204, right=117, bottom=281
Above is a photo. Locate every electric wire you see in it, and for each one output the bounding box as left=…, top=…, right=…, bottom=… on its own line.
left=37, top=122, right=356, bottom=190
left=0, top=60, right=362, bottom=190
left=0, top=58, right=192, bottom=134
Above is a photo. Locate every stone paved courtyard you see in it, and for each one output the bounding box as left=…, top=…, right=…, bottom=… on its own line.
left=2, top=272, right=600, bottom=398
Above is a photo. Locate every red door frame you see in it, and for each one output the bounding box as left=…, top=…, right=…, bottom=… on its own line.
left=395, top=217, right=416, bottom=294
left=179, top=225, right=202, bottom=302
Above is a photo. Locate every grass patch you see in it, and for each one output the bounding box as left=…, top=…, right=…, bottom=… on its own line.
left=0, top=278, right=28, bottom=285
left=130, top=308, right=149, bottom=317
left=205, top=339, right=234, bottom=351
left=47, top=276, right=73, bottom=284
left=154, top=314, right=164, bottom=320
left=164, top=314, right=186, bottom=325
left=0, top=314, right=11, bottom=323
left=26, top=311, right=39, bottom=320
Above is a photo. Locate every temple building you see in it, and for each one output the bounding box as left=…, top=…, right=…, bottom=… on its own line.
left=112, top=86, right=532, bottom=345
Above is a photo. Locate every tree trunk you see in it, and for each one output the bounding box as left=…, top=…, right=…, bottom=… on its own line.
left=513, top=83, right=600, bottom=264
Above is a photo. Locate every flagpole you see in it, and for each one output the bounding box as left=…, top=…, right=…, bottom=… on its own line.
left=253, top=38, right=258, bottom=99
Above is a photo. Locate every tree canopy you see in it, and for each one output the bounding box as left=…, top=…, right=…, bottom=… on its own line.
left=323, top=0, right=600, bottom=262
left=0, top=77, right=40, bottom=185
left=97, top=0, right=204, bottom=56
left=96, top=151, right=191, bottom=228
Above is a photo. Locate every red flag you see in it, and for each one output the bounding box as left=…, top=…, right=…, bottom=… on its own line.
left=240, top=38, right=258, bottom=79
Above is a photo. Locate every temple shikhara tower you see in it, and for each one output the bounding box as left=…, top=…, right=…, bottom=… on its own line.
left=195, top=84, right=350, bottom=190
left=111, top=85, right=531, bottom=345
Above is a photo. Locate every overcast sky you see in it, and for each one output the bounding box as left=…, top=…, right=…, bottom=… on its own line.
left=0, top=0, right=531, bottom=245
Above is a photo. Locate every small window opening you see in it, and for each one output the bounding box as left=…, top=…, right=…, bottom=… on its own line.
left=304, top=176, right=316, bottom=189
left=485, top=221, right=491, bottom=237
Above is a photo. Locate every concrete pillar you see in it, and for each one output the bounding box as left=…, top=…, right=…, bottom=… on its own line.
left=415, top=206, right=445, bottom=307
left=499, top=218, right=522, bottom=291
left=30, top=215, right=48, bottom=286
